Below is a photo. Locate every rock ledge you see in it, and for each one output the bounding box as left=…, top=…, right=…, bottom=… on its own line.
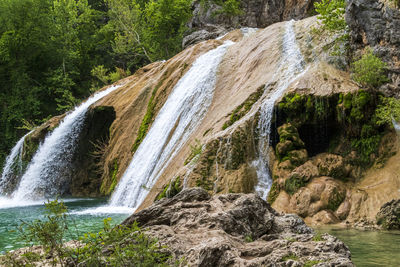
left=124, top=188, right=354, bottom=266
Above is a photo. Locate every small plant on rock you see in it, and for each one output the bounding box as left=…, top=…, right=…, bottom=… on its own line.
left=352, top=48, right=388, bottom=88
left=17, top=198, right=70, bottom=263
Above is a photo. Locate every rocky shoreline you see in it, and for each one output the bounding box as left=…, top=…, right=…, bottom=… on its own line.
left=123, top=188, right=354, bottom=266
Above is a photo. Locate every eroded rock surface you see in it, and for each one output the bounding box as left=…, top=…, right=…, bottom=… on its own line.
left=376, top=199, right=400, bottom=230
left=346, top=0, right=400, bottom=96
left=184, top=0, right=317, bottom=47
left=124, top=188, right=354, bottom=266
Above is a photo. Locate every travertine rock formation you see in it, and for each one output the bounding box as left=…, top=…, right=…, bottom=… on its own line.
left=123, top=188, right=354, bottom=266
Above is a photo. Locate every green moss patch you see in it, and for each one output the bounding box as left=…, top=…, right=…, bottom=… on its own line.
left=131, top=85, right=161, bottom=153
left=284, top=175, right=307, bottom=195
left=267, top=182, right=279, bottom=204
left=327, top=187, right=345, bottom=211
left=155, top=176, right=182, bottom=201
left=184, top=139, right=202, bottom=165
left=100, top=158, right=119, bottom=195
left=222, top=85, right=264, bottom=130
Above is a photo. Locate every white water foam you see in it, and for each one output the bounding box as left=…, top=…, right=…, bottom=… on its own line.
left=392, top=117, right=400, bottom=132
left=106, top=41, right=234, bottom=211
left=71, top=206, right=135, bottom=216
left=254, top=20, right=308, bottom=200
left=240, top=27, right=258, bottom=38
left=0, top=197, right=91, bottom=210
left=13, top=84, right=122, bottom=201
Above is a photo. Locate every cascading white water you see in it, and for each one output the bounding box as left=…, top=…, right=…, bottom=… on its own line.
left=254, top=20, right=307, bottom=200
left=110, top=41, right=233, bottom=209
left=0, top=130, right=33, bottom=194
left=13, top=84, right=122, bottom=200
left=392, top=117, right=400, bottom=132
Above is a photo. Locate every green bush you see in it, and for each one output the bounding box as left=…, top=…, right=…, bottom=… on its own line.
left=352, top=48, right=388, bottom=88
left=74, top=218, right=171, bottom=266
left=214, top=0, right=243, bottom=18
left=16, top=198, right=70, bottom=264
left=155, top=177, right=182, bottom=201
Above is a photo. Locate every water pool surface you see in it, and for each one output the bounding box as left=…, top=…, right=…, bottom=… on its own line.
left=0, top=198, right=129, bottom=253
left=317, top=227, right=400, bottom=267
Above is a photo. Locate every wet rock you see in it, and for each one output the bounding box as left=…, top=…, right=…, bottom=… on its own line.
left=315, top=153, right=350, bottom=180
left=182, top=26, right=226, bottom=48
left=123, top=188, right=354, bottom=266
left=289, top=177, right=346, bottom=219
left=308, top=210, right=340, bottom=225
left=376, top=199, right=400, bottom=230
left=290, top=160, right=319, bottom=183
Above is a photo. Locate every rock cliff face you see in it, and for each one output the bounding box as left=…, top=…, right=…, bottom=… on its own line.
left=346, top=0, right=400, bottom=96
left=183, top=0, right=317, bottom=47
left=124, top=188, right=354, bottom=266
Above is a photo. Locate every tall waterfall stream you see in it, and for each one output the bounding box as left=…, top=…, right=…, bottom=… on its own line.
left=108, top=41, right=234, bottom=210
left=254, top=20, right=308, bottom=199
left=0, top=84, right=122, bottom=205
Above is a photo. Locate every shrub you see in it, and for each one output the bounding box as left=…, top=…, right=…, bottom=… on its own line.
left=17, top=199, right=69, bottom=258
left=73, top=218, right=171, bottom=266
left=352, top=48, right=388, bottom=88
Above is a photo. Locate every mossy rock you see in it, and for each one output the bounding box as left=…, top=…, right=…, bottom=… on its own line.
left=327, top=187, right=346, bottom=212
left=287, top=149, right=308, bottom=166
left=284, top=175, right=307, bottom=195
left=267, top=182, right=280, bottom=204
left=155, top=177, right=182, bottom=201
left=222, top=85, right=264, bottom=130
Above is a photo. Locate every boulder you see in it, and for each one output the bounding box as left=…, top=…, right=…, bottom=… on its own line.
left=376, top=199, right=400, bottom=230
left=315, top=153, right=350, bottom=180
left=123, top=188, right=354, bottom=266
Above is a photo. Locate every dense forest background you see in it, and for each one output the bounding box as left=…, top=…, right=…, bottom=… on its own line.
left=0, top=0, right=192, bottom=169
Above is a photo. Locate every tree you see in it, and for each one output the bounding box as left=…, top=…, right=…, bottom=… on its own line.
left=143, top=0, right=192, bottom=59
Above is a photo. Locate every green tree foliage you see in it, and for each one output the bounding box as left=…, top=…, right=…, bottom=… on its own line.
left=352, top=48, right=388, bottom=88
left=314, top=0, right=346, bottom=32
left=0, top=0, right=192, bottom=171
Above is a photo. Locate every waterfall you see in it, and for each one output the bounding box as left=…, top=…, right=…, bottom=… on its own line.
left=254, top=20, right=307, bottom=200
left=392, top=117, right=400, bottom=132
left=0, top=130, right=33, bottom=195
left=12, top=84, right=122, bottom=200
left=110, top=41, right=233, bottom=209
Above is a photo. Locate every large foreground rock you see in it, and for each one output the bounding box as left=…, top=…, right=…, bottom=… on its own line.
left=124, top=188, right=354, bottom=266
